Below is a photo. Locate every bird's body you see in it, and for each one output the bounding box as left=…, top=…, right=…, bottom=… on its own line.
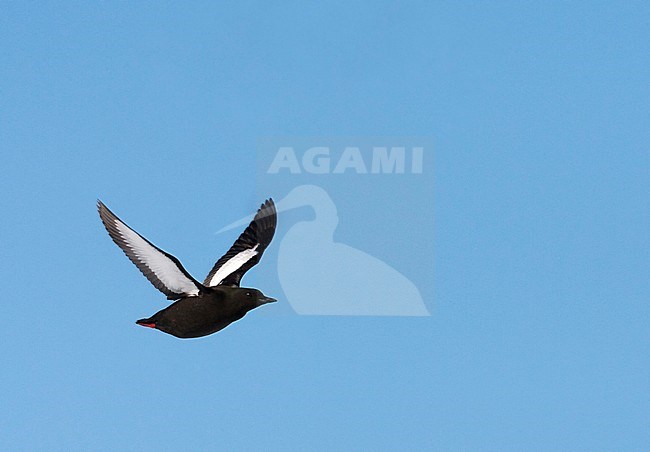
left=98, top=199, right=277, bottom=339
left=137, top=287, right=266, bottom=338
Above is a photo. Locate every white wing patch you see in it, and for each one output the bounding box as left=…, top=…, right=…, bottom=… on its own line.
left=207, top=244, right=259, bottom=287
left=113, top=219, right=200, bottom=296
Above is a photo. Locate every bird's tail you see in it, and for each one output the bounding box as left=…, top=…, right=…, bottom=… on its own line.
left=136, top=318, right=156, bottom=329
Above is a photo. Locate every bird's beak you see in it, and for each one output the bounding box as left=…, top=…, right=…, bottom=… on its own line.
left=260, top=296, right=277, bottom=304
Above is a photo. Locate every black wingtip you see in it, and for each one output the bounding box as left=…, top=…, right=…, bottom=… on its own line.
left=257, top=198, right=277, bottom=221
left=97, top=200, right=115, bottom=227
left=97, top=200, right=111, bottom=217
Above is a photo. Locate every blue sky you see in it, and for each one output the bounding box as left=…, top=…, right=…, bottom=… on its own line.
left=1, top=1, right=648, bottom=450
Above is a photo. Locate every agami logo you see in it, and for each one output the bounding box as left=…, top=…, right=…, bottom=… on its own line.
left=267, top=146, right=424, bottom=174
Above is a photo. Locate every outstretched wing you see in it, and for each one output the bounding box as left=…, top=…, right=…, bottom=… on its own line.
left=97, top=201, right=203, bottom=300
left=204, top=199, right=277, bottom=287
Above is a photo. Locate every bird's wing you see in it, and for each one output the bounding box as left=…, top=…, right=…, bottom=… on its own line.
left=98, top=201, right=203, bottom=300
left=204, top=199, right=277, bottom=287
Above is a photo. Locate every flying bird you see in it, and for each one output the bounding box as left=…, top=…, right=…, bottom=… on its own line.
left=97, top=199, right=277, bottom=338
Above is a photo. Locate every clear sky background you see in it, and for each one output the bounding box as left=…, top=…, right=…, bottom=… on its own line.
left=1, top=1, right=648, bottom=450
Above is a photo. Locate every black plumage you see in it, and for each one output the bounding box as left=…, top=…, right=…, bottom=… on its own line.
left=98, top=199, right=277, bottom=338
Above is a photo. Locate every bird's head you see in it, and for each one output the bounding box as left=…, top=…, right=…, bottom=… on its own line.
left=237, top=288, right=277, bottom=307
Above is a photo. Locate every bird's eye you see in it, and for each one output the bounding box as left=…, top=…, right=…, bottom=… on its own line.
left=246, top=292, right=251, bottom=297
